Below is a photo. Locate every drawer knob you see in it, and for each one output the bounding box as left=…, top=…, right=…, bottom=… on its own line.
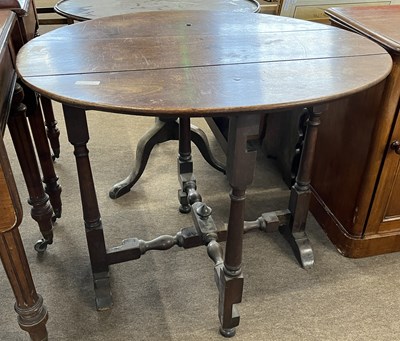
left=390, top=140, right=400, bottom=154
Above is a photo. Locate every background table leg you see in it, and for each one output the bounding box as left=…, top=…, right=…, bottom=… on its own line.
left=40, top=96, right=60, bottom=160
left=110, top=117, right=224, bottom=199
left=7, top=83, right=54, bottom=252
left=23, top=87, right=62, bottom=221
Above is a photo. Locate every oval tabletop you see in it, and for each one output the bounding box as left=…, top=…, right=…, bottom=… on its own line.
left=16, top=11, right=392, bottom=117
left=54, top=0, right=260, bottom=21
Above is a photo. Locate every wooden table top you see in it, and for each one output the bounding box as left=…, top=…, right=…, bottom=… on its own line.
left=54, top=0, right=260, bottom=21
left=325, top=5, right=400, bottom=54
left=16, top=11, right=392, bottom=117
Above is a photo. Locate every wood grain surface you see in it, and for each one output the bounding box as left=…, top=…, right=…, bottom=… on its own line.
left=17, top=11, right=392, bottom=116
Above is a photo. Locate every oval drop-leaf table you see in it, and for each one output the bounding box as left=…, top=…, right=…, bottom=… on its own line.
left=16, top=10, right=392, bottom=337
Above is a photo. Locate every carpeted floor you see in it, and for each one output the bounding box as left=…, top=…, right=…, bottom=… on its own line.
left=1, top=1, right=400, bottom=340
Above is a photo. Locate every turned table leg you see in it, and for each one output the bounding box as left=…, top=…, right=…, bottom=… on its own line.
left=0, top=230, right=48, bottom=341
left=218, top=114, right=259, bottom=337
left=177, top=117, right=202, bottom=212
left=23, top=87, right=62, bottom=221
left=283, top=106, right=324, bottom=269
left=62, top=104, right=112, bottom=310
left=0, top=137, right=48, bottom=341
left=7, top=83, right=54, bottom=252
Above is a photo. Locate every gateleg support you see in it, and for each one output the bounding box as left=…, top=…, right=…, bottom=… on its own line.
left=282, top=105, right=326, bottom=269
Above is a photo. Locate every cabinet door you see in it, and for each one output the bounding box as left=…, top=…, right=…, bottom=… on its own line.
left=367, top=106, right=400, bottom=234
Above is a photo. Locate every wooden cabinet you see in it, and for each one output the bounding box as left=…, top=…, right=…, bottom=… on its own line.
left=0, top=0, right=38, bottom=48
left=309, top=6, right=400, bottom=257
left=279, top=0, right=400, bottom=23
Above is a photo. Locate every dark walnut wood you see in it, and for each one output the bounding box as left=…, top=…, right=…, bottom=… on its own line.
left=17, top=12, right=391, bottom=114
left=309, top=5, right=400, bottom=257
left=0, top=10, right=48, bottom=341
left=16, top=10, right=392, bottom=336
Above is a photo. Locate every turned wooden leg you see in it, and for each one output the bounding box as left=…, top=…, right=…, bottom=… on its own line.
left=0, top=230, right=48, bottom=341
left=218, top=114, right=259, bottom=337
left=7, top=83, right=54, bottom=252
left=62, top=104, right=112, bottom=310
left=23, top=87, right=62, bottom=221
left=40, top=96, right=60, bottom=159
left=177, top=117, right=202, bottom=212
left=284, top=106, right=324, bottom=269
left=0, top=137, right=48, bottom=341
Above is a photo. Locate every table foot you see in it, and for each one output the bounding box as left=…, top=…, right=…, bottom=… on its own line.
left=109, top=180, right=131, bottom=199
left=216, top=265, right=243, bottom=336
left=280, top=227, right=314, bottom=269
left=219, top=327, right=236, bottom=338
left=243, top=210, right=314, bottom=268
left=93, top=271, right=113, bottom=310
left=15, top=294, right=49, bottom=341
